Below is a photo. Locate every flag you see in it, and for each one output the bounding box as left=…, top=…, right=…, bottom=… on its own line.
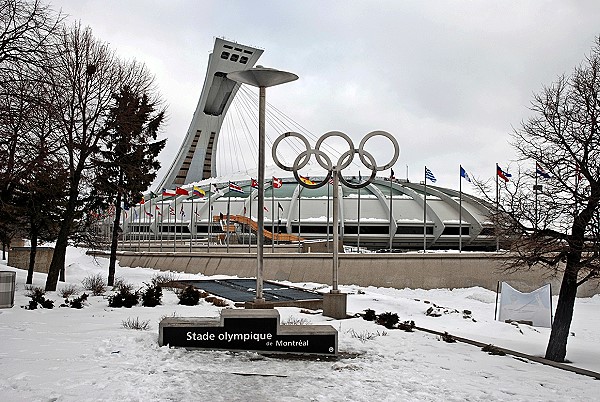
left=220, top=212, right=224, bottom=221
left=133, top=208, right=139, bottom=220
left=229, top=182, right=244, bottom=194
left=264, top=206, right=269, bottom=212
left=536, top=162, right=551, bottom=179
left=460, top=166, right=471, bottom=182
left=251, top=178, right=259, bottom=188
left=497, top=165, right=511, bottom=182
left=150, top=191, right=158, bottom=199
left=390, top=168, right=395, bottom=179
left=243, top=206, right=247, bottom=215
left=169, top=206, right=175, bottom=216
left=425, top=167, right=437, bottom=183
left=155, top=205, right=162, bottom=216
left=193, top=186, right=205, bottom=197
left=144, top=208, right=153, bottom=218
left=180, top=205, right=185, bottom=218
left=299, top=175, right=316, bottom=185
left=328, top=177, right=334, bottom=185
left=162, top=188, right=177, bottom=197
left=176, top=187, right=189, bottom=196
left=278, top=202, right=284, bottom=211
left=194, top=207, right=201, bottom=218
left=212, top=183, right=219, bottom=192
left=272, top=177, right=282, bottom=188
left=139, top=197, right=145, bottom=205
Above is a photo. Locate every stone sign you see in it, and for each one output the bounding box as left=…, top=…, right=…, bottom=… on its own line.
left=159, top=309, right=337, bottom=355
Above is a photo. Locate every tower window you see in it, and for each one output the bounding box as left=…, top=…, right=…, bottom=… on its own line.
left=230, top=54, right=239, bottom=62
left=239, top=56, right=248, bottom=64
left=220, top=51, right=230, bottom=59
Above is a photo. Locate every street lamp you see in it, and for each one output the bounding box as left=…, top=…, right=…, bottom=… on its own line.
left=227, top=67, right=298, bottom=303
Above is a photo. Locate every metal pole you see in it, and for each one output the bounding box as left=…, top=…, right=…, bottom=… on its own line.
left=190, top=195, right=194, bottom=252
left=332, top=169, right=340, bottom=292
left=271, top=182, right=275, bottom=253
left=208, top=185, right=211, bottom=253
left=459, top=165, right=462, bottom=253
left=297, top=187, right=301, bottom=253
left=424, top=167, right=427, bottom=252
left=226, top=186, right=231, bottom=253
left=327, top=181, right=330, bottom=252
left=389, top=175, right=393, bottom=250
left=357, top=173, right=361, bottom=251
left=496, top=163, right=499, bottom=252
left=173, top=196, right=177, bottom=252
left=256, top=86, right=266, bottom=301
left=248, top=189, right=252, bottom=253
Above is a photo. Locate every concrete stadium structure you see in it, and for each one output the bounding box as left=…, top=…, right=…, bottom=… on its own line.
left=117, top=38, right=495, bottom=251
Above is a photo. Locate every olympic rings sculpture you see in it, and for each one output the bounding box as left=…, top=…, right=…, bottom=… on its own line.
left=272, top=130, right=400, bottom=189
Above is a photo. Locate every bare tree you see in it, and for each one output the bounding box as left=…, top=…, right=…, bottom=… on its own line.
left=43, top=23, right=161, bottom=291
left=489, top=36, right=600, bottom=362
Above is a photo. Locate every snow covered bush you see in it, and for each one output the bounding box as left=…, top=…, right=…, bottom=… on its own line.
left=362, top=309, right=377, bottom=321
left=81, top=274, right=106, bottom=296
left=59, top=284, right=79, bottom=298
left=108, top=283, right=139, bottom=308
left=61, top=293, right=89, bottom=309
left=376, top=312, right=399, bottom=329
left=140, top=283, right=162, bottom=307
left=177, top=285, right=201, bottom=306
left=24, top=286, right=54, bottom=309
left=122, top=317, right=151, bottom=331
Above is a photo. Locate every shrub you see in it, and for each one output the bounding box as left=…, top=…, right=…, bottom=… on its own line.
left=347, top=328, right=387, bottom=342
left=282, top=316, right=311, bottom=325
left=61, top=293, right=89, bottom=309
left=177, top=285, right=201, bottom=306
left=140, top=283, right=162, bottom=307
left=59, top=284, right=79, bottom=299
left=24, top=286, right=54, bottom=309
left=398, top=320, right=416, bottom=332
left=108, top=283, right=139, bottom=308
left=81, top=274, right=107, bottom=296
left=151, top=272, right=179, bottom=288
left=122, top=317, right=151, bottom=331
left=362, top=309, right=377, bottom=321
left=376, top=312, right=399, bottom=329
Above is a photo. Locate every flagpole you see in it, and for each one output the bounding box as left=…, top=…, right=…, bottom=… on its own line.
left=423, top=166, right=427, bottom=252
left=138, top=202, right=142, bottom=252
left=190, top=194, right=194, bottom=252
left=173, top=195, right=177, bottom=252
left=298, top=187, right=302, bottom=253
left=148, top=197, right=152, bottom=251
left=271, top=181, right=275, bottom=253
left=160, top=195, right=164, bottom=252
left=227, top=182, right=231, bottom=253
left=389, top=171, right=393, bottom=251
left=459, top=165, right=463, bottom=253
left=248, top=187, right=252, bottom=253
left=535, top=163, right=538, bottom=232
left=327, top=181, right=330, bottom=252
left=357, top=173, right=361, bottom=252
left=496, top=163, right=499, bottom=252
left=208, top=184, right=212, bottom=253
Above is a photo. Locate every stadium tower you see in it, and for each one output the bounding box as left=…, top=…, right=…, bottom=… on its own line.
left=157, top=38, right=263, bottom=190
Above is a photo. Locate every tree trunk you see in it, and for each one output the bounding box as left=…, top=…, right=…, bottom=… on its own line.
left=545, top=261, right=579, bottom=362
left=45, top=175, right=81, bottom=291
left=108, top=192, right=122, bottom=287
left=26, top=227, right=38, bottom=284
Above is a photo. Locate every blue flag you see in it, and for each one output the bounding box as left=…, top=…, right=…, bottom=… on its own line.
left=425, top=167, right=437, bottom=183
left=460, top=166, right=471, bottom=182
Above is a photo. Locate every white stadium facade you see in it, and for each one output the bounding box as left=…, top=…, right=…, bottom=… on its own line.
left=118, top=38, right=496, bottom=251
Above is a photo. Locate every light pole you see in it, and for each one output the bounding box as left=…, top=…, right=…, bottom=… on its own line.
left=228, top=67, right=298, bottom=303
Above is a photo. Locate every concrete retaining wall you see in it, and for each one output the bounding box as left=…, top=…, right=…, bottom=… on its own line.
left=91, top=250, right=600, bottom=297
left=8, top=247, right=54, bottom=273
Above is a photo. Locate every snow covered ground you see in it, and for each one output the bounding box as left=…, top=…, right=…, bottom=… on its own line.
left=1, top=246, right=600, bottom=401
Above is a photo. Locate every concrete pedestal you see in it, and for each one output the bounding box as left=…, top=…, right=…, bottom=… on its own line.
left=322, top=292, right=347, bottom=319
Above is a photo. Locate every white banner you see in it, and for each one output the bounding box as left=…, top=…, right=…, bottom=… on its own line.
left=498, top=282, right=552, bottom=328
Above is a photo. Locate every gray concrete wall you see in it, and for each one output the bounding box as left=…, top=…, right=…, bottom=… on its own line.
left=92, top=251, right=600, bottom=297
left=8, top=247, right=54, bottom=273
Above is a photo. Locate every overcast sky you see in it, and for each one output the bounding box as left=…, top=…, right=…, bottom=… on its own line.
left=50, top=0, right=600, bottom=192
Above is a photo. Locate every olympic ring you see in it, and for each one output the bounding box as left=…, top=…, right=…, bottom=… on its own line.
left=272, top=130, right=400, bottom=189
